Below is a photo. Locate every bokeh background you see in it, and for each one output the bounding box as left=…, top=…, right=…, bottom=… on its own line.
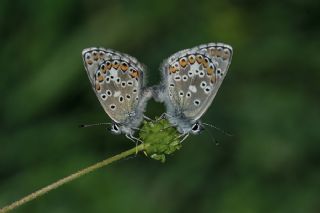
left=1, top=0, right=320, bottom=212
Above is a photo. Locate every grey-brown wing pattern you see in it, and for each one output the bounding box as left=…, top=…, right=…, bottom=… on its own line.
left=163, top=43, right=233, bottom=121
left=82, top=48, right=144, bottom=124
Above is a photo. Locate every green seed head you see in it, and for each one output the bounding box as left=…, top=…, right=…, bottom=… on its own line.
left=139, top=118, right=182, bottom=163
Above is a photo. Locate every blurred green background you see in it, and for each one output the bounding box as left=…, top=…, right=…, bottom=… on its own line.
left=1, top=0, right=320, bottom=212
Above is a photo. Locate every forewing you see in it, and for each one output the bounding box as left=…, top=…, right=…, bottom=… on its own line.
left=163, top=43, right=233, bottom=121
left=82, top=48, right=144, bottom=123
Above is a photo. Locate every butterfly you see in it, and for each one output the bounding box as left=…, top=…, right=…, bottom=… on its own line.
left=82, top=48, right=151, bottom=142
left=157, top=43, right=233, bottom=139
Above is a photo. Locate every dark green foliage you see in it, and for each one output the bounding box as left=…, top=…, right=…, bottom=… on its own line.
left=1, top=0, right=320, bottom=212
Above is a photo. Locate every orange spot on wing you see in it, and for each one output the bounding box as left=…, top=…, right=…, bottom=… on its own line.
left=179, top=58, right=188, bottom=68
left=188, top=55, right=196, bottom=64
left=196, top=55, right=204, bottom=64
left=95, top=83, right=101, bottom=91
left=87, top=60, right=93, bottom=65
left=112, top=61, right=120, bottom=69
left=207, top=64, right=215, bottom=75
left=202, top=58, right=209, bottom=68
left=97, top=75, right=104, bottom=82
left=169, top=65, right=177, bottom=74
left=211, top=74, right=217, bottom=84
left=130, top=70, right=140, bottom=79
left=120, top=62, right=128, bottom=72
left=106, top=61, right=112, bottom=70
left=101, top=65, right=107, bottom=74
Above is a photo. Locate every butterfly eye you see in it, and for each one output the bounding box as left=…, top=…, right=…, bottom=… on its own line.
left=191, top=123, right=202, bottom=135
left=192, top=123, right=199, bottom=131
left=110, top=123, right=121, bottom=135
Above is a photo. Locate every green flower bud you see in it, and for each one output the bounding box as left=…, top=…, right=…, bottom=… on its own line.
left=139, top=118, right=182, bottom=162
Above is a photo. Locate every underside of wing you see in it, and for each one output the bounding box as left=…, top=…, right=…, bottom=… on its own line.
left=162, top=43, right=233, bottom=121
left=82, top=48, right=145, bottom=123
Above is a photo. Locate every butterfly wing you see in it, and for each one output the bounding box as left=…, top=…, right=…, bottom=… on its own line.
left=162, top=43, right=233, bottom=121
left=82, top=48, right=145, bottom=124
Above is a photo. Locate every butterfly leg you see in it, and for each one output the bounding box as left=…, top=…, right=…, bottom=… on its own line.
left=143, top=115, right=154, bottom=121
left=156, top=112, right=173, bottom=121
left=175, top=133, right=189, bottom=144
left=125, top=134, right=141, bottom=155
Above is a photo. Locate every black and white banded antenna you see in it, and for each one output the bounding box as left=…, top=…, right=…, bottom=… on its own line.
left=79, top=122, right=112, bottom=128
left=202, top=122, right=233, bottom=137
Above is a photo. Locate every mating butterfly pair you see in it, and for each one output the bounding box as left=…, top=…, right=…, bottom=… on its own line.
left=82, top=43, right=233, bottom=142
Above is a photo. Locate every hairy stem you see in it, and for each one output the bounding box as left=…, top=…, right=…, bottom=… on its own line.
left=0, top=144, right=146, bottom=213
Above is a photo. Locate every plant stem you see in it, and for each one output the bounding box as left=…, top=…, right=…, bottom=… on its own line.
left=0, top=144, right=146, bottom=213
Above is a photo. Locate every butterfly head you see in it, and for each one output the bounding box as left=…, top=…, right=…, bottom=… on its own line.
left=190, top=122, right=204, bottom=135
left=109, top=123, right=122, bottom=135
left=171, top=116, right=204, bottom=135
left=108, top=123, right=135, bottom=136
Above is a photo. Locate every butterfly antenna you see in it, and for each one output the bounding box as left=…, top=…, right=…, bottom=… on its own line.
left=203, top=127, right=220, bottom=146
left=202, top=122, right=233, bottom=137
left=79, top=122, right=112, bottom=128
